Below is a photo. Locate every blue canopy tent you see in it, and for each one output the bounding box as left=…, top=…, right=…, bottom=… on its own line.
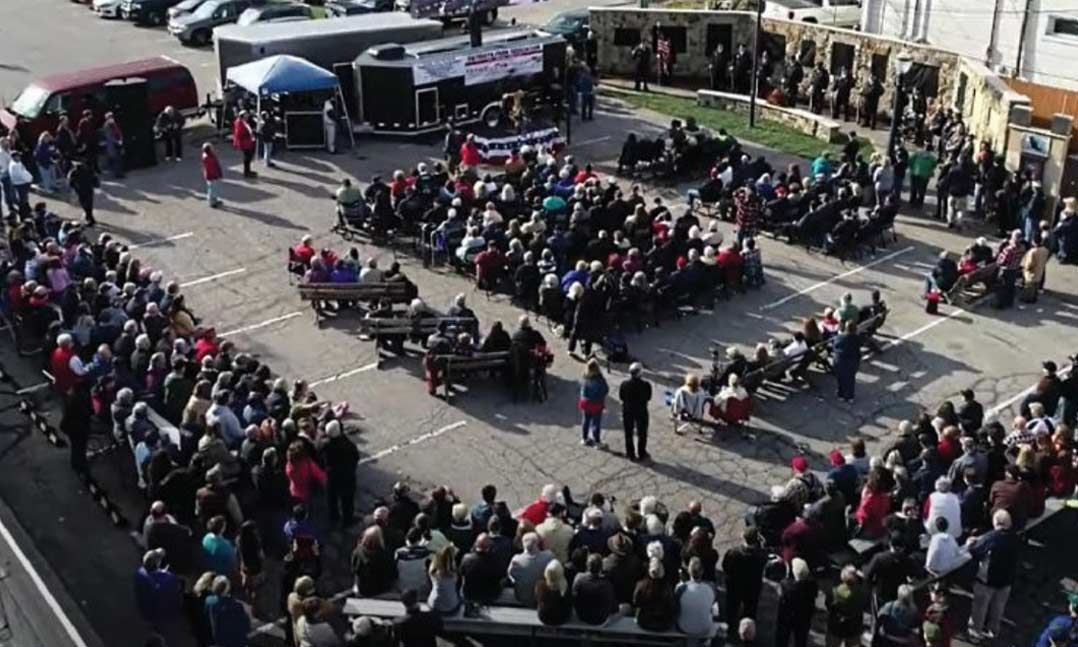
left=225, top=54, right=352, bottom=149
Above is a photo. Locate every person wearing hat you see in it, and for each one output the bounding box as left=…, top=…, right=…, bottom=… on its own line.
left=1034, top=593, right=1078, bottom=647
left=618, top=362, right=652, bottom=462
left=601, top=532, right=643, bottom=605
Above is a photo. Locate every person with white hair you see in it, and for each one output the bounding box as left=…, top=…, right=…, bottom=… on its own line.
left=924, top=476, right=962, bottom=539
left=966, top=509, right=1019, bottom=639
left=874, top=584, right=920, bottom=647
left=776, top=557, right=818, bottom=647
left=672, top=372, right=710, bottom=434
left=508, top=532, right=554, bottom=607
left=633, top=558, right=677, bottom=631
left=322, top=419, right=359, bottom=527
left=519, top=483, right=561, bottom=526
left=618, top=362, right=653, bottom=462
left=570, top=508, right=611, bottom=555
left=49, top=332, right=89, bottom=394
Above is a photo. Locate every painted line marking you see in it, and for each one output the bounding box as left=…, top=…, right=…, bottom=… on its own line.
left=218, top=311, right=303, bottom=338
left=0, top=516, right=90, bottom=647
left=761, top=246, right=914, bottom=311
left=358, top=421, right=467, bottom=466
left=883, top=308, right=966, bottom=349
left=307, top=362, right=380, bottom=388
left=128, top=232, right=194, bottom=249
left=987, top=365, right=1073, bottom=418
left=15, top=382, right=51, bottom=395
left=179, top=268, right=246, bottom=288
left=572, top=135, right=612, bottom=147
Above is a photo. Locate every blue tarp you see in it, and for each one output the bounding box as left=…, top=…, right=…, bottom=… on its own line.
left=225, top=55, right=339, bottom=96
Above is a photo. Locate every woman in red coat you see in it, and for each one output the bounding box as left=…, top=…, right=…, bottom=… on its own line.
left=231, top=111, right=257, bottom=178
left=459, top=134, right=481, bottom=169
left=855, top=470, right=892, bottom=538
left=201, top=143, right=223, bottom=208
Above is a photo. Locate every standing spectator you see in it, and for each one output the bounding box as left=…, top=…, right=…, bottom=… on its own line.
left=908, top=148, right=936, bottom=208
left=34, top=132, right=59, bottom=193
left=393, top=589, right=443, bottom=647
left=989, top=466, right=1034, bottom=531
left=924, top=477, right=962, bottom=539
left=154, top=106, right=185, bottom=162
left=286, top=440, right=327, bottom=507
left=509, top=532, right=555, bottom=607
left=863, top=537, right=915, bottom=607
left=925, top=517, right=965, bottom=576
left=66, top=159, right=98, bottom=225
left=578, top=67, right=596, bottom=121
left=631, top=39, right=652, bottom=92
left=205, top=576, right=250, bottom=647
left=1033, top=593, right=1078, bottom=647
left=676, top=556, right=717, bottom=641
left=257, top=111, right=280, bottom=168
left=966, top=510, right=1019, bottom=639
left=572, top=553, right=617, bottom=625
left=201, top=143, right=223, bottom=209
left=8, top=152, right=33, bottom=216
left=619, top=362, right=652, bottom=463
left=133, top=548, right=182, bottom=629
left=722, top=527, right=767, bottom=622
left=734, top=186, right=761, bottom=246
left=201, top=516, right=237, bottom=577
left=237, top=520, right=265, bottom=603
left=825, top=565, right=868, bottom=647
left=231, top=111, right=257, bottom=178
left=578, top=359, right=609, bottom=448
left=874, top=585, right=920, bottom=647
left=776, top=558, right=818, bottom=647
left=102, top=112, right=125, bottom=179
left=832, top=322, right=862, bottom=402
left=323, top=98, right=338, bottom=154
left=323, top=421, right=359, bottom=527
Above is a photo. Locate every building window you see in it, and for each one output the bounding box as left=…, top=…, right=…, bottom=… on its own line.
left=613, top=28, right=640, bottom=47
left=1050, top=17, right=1078, bottom=38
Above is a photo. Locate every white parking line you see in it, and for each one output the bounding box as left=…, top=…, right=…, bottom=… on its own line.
left=572, top=135, right=612, bottom=148
left=358, top=421, right=467, bottom=466
left=884, top=307, right=966, bottom=349
left=179, top=268, right=246, bottom=288
left=761, top=246, right=914, bottom=311
left=307, top=362, right=380, bottom=388
left=15, top=381, right=52, bottom=395
left=0, top=516, right=90, bottom=647
left=218, top=311, right=303, bottom=338
left=128, top=232, right=194, bottom=249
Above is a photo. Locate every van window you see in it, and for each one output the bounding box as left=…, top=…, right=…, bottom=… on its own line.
left=10, top=85, right=51, bottom=118
left=43, top=93, right=66, bottom=116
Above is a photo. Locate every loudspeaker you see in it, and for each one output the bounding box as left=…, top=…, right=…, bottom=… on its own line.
left=104, top=78, right=157, bottom=171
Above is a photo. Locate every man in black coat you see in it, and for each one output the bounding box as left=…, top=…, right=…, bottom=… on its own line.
left=721, top=527, right=768, bottom=622
left=618, top=362, right=652, bottom=462
left=323, top=420, right=360, bottom=527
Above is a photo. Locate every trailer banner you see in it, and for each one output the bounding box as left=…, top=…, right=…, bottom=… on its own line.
left=465, top=43, right=544, bottom=86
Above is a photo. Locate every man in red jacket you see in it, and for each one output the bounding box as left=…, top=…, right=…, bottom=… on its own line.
left=231, top=111, right=257, bottom=178
left=201, top=143, right=223, bottom=208
left=459, top=134, right=481, bottom=170
left=50, top=333, right=87, bottom=396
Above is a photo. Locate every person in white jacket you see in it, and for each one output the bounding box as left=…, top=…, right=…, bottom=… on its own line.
left=924, top=476, right=962, bottom=539
left=8, top=152, right=34, bottom=216
left=925, top=516, right=967, bottom=575
left=672, top=373, right=710, bottom=434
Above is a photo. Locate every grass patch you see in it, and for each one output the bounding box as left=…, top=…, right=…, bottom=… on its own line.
left=616, top=91, right=875, bottom=160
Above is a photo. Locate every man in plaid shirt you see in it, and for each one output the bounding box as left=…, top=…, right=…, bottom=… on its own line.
left=735, top=186, right=761, bottom=246
left=995, top=231, right=1024, bottom=269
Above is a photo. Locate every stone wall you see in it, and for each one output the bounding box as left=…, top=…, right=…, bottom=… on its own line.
left=957, top=59, right=1030, bottom=154
left=590, top=7, right=962, bottom=117
left=697, top=90, right=843, bottom=142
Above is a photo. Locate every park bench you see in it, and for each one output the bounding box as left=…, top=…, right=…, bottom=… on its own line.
left=434, top=351, right=512, bottom=399
left=344, top=597, right=724, bottom=647
left=946, top=263, right=999, bottom=305
left=359, top=316, right=479, bottom=366
left=297, top=282, right=416, bottom=324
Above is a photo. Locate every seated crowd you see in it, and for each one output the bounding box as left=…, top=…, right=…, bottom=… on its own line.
left=923, top=229, right=1051, bottom=307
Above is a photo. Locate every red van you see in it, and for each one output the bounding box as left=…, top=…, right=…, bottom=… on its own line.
left=0, top=56, right=199, bottom=144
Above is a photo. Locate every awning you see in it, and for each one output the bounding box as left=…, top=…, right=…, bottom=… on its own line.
left=225, top=54, right=339, bottom=96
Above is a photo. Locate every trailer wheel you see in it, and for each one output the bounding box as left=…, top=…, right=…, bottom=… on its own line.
left=483, top=8, right=497, bottom=25
left=481, top=104, right=502, bottom=128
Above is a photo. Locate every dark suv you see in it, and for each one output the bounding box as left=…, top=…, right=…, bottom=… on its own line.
left=121, top=0, right=184, bottom=25
left=326, top=0, right=392, bottom=16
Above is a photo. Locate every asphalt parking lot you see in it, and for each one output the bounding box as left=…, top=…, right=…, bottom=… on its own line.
left=1, top=2, right=1077, bottom=646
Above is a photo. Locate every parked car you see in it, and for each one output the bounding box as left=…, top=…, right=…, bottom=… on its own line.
left=540, top=9, right=588, bottom=48
left=764, top=0, right=861, bottom=28
left=121, top=0, right=185, bottom=25
left=326, top=0, right=393, bottom=16
left=395, top=0, right=503, bottom=25
left=168, top=0, right=264, bottom=45
left=92, top=0, right=125, bottom=17
left=167, top=0, right=209, bottom=20
left=0, top=57, right=199, bottom=146
left=236, top=2, right=312, bottom=25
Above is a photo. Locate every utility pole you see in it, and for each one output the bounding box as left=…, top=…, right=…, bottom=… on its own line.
left=748, top=0, right=764, bottom=128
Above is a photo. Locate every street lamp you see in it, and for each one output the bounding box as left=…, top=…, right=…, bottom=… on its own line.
left=887, top=51, right=914, bottom=155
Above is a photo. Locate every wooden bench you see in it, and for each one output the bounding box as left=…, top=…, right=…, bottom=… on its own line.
left=946, top=263, right=998, bottom=305
left=343, top=597, right=723, bottom=646
left=434, top=352, right=512, bottom=399
left=360, top=316, right=479, bottom=366
left=297, top=282, right=415, bottom=324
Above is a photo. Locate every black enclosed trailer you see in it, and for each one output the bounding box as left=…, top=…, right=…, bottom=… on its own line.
left=351, top=29, right=566, bottom=135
